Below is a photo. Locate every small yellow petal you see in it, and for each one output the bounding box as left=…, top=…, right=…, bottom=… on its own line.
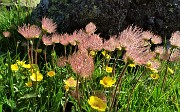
left=25, top=81, right=32, bottom=87
left=168, top=67, right=174, bottom=74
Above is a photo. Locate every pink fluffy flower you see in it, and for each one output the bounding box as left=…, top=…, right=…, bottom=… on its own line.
left=170, top=31, right=180, bottom=48
left=170, top=48, right=180, bottom=62
left=42, top=17, right=57, bottom=34
left=18, top=24, right=41, bottom=39
left=68, top=52, right=94, bottom=78
left=85, top=22, right=96, bottom=35
left=103, top=36, right=121, bottom=51
left=42, top=35, right=53, bottom=46
left=52, top=33, right=60, bottom=43
left=117, top=26, right=143, bottom=50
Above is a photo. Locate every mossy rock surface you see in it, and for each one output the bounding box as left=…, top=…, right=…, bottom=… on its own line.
left=32, top=0, right=180, bottom=39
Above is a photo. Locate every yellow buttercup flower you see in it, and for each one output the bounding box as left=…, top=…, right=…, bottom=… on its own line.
left=88, top=96, right=107, bottom=111
left=105, top=66, right=113, bottom=73
left=64, top=85, right=69, bottom=91
left=25, top=81, right=32, bottom=87
left=168, top=67, right=174, bottom=74
left=30, top=71, right=43, bottom=81
left=16, top=60, right=26, bottom=66
left=22, top=64, right=31, bottom=69
left=150, top=74, right=159, bottom=80
left=101, top=50, right=111, bottom=59
left=47, top=71, right=56, bottom=77
left=100, top=76, right=116, bottom=87
left=11, top=64, right=19, bottom=71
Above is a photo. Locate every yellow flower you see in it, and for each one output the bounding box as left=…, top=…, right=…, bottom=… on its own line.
left=101, top=50, right=111, bottom=59
left=16, top=60, right=26, bottom=66
left=88, top=96, right=107, bottom=111
left=89, top=50, right=96, bottom=56
left=47, top=71, right=56, bottom=77
left=128, top=63, right=136, bottom=68
left=168, top=67, right=174, bottom=74
left=149, top=68, right=158, bottom=74
left=100, top=76, right=116, bottom=87
left=105, top=66, right=113, bottom=73
left=64, top=77, right=77, bottom=87
left=11, top=64, right=19, bottom=71
left=30, top=71, right=43, bottom=81
left=22, top=64, right=31, bottom=69
left=64, top=85, right=69, bottom=91
left=150, top=74, right=159, bottom=80
left=25, top=81, right=32, bottom=87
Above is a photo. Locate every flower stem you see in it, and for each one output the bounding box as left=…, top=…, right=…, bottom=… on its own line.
left=109, top=63, right=128, bottom=112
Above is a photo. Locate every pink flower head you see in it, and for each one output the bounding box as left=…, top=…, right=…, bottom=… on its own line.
left=155, top=46, right=165, bottom=55
left=52, top=33, right=60, bottom=43
left=117, top=25, right=143, bottom=50
left=151, top=35, right=162, bottom=44
left=42, top=35, right=53, bottom=46
left=59, top=33, right=70, bottom=46
left=68, top=52, right=94, bottom=78
left=170, top=31, right=180, bottom=48
left=3, top=31, right=11, bottom=37
left=57, top=56, right=68, bottom=67
left=124, top=46, right=156, bottom=65
left=103, top=36, right=121, bottom=51
left=85, top=22, right=96, bottom=35
left=142, top=31, right=162, bottom=44
left=42, top=17, right=57, bottom=34
left=18, top=24, right=41, bottom=39
left=170, top=48, right=180, bottom=62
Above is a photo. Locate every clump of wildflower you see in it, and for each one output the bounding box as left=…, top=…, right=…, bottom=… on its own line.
left=150, top=74, right=159, bottom=80
left=64, top=77, right=77, bottom=91
left=11, top=64, right=19, bottom=71
left=25, top=81, right=32, bottom=87
left=100, top=76, right=116, bottom=87
left=85, top=22, right=96, bottom=35
left=169, top=31, right=180, bottom=48
left=42, top=17, right=57, bottom=33
left=68, top=52, right=94, bottom=78
left=105, top=66, right=113, bottom=73
left=42, top=35, right=53, bottom=46
left=30, top=71, right=43, bottom=81
left=47, top=71, right=56, bottom=77
left=3, top=31, right=11, bottom=37
left=18, top=24, right=41, bottom=39
left=88, top=96, right=107, bottom=111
